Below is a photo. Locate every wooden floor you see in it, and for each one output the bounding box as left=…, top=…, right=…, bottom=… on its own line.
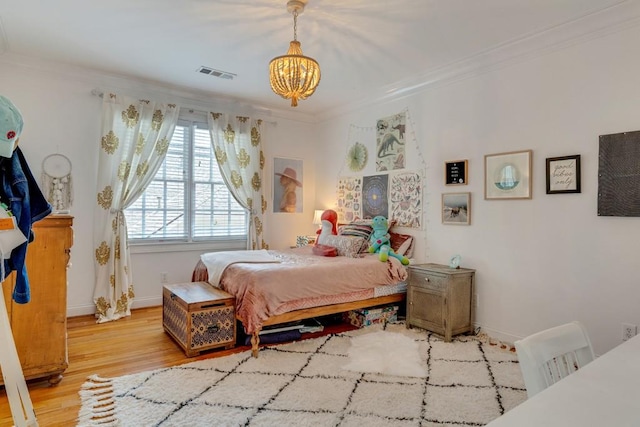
left=0, top=306, right=355, bottom=426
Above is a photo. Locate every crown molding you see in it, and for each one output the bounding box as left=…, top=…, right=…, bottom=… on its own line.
left=318, top=0, right=640, bottom=122
left=0, top=52, right=318, bottom=124
left=3, top=2, right=639, bottom=125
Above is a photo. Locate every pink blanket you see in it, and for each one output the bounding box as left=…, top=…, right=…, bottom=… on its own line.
left=205, top=246, right=408, bottom=334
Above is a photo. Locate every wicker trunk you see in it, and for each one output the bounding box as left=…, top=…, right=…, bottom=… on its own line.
left=163, top=282, right=236, bottom=357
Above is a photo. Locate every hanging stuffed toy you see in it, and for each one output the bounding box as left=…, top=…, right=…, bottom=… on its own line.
left=368, top=215, right=409, bottom=265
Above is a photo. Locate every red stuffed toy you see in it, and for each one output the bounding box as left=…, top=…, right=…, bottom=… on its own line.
left=316, top=209, right=338, bottom=239
left=313, top=209, right=338, bottom=256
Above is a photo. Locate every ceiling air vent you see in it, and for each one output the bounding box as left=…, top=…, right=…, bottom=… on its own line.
left=197, top=66, right=236, bottom=80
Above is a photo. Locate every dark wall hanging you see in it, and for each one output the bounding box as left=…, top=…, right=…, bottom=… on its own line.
left=598, top=130, right=640, bottom=217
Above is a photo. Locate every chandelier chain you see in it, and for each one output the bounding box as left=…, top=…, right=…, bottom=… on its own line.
left=293, top=11, right=298, bottom=41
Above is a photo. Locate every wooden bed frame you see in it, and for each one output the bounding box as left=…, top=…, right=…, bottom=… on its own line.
left=247, top=293, right=405, bottom=357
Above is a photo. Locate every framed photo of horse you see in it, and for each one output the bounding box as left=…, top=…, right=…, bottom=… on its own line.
left=442, top=192, right=471, bottom=225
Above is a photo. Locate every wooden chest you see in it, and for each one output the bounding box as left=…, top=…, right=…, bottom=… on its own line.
left=163, top=282, right=236, bottom=357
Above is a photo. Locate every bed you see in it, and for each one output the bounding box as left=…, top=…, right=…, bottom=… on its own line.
left=193, top=244, right=410, bottom=357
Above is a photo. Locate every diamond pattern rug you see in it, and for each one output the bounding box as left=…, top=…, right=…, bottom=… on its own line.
left=77, top=323, right=526, bottom=426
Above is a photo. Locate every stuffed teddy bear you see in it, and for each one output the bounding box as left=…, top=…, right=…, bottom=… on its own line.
left=368, top=215, right=409, bottom=265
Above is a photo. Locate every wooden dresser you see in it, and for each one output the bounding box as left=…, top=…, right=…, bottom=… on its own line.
left=406, top=263, right=475, bottom=342
left=1, top=215, right=73, bottom=385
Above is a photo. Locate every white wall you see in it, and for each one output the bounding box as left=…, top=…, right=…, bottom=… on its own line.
left=2, top=14, right=638, bottom=355
left=314, top=23, right=640, bottom=355
left=0, top=56, right=319, bottom=317
left=0, top=64, right=101, bottom=318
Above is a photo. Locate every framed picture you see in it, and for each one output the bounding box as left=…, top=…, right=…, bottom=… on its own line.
left=484, top=150, right=532, bottom=200
left=598, top=131, right=640, bottom=216
left=445, top=160, right=468, bottom=185
left=442, top=192, right=471, bottom=225
left=546, top=155, right=581, bottom=194
left=362, top=174, right=389, bottom=219
left=273, top=157, right=303, bottom=213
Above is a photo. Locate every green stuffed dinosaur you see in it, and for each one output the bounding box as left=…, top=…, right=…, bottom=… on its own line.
left=368, top=215, right=409, bottom=265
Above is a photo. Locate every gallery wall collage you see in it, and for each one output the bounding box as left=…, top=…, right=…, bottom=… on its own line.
left=336, top=112, right=640, bottom=235
left=337, top=110, right=423, bottom=229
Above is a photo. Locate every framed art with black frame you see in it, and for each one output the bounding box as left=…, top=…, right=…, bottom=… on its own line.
left=445, top=160, right=468, bottom=185
left=546, top=155, right=581, bottom=194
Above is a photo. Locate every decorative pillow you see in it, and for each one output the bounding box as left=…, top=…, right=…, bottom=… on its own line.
left=321, top=235, right=367, bottom=258
left=338, top=222, right=373, bottom=241
left=389, top=231, right=414, bottom=258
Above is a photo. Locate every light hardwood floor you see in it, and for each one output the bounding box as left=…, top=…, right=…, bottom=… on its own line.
left=0, top=306, right=353, bottom=426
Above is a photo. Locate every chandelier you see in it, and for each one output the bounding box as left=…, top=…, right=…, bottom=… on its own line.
left=269, top=0, right=321, bottom=107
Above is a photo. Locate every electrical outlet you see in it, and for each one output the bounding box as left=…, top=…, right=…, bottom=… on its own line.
left=622, top=323, right=637, bottom=341
left=160, top=272, right=168, bottom=283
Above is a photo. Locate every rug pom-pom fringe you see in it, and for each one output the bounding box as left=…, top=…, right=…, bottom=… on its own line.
left=77, top=376, right=118, bottom=426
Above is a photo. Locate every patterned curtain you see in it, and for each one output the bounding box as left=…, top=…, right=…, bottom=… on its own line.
left=93, top=93, right=180, bottom=323
left=207, top=113, right=268, bottom=250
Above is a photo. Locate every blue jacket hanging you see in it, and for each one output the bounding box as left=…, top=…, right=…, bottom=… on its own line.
left=0, top=147, right=52, bottom=303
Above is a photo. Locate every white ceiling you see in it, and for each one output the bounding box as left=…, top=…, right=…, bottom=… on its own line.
left=0, top=0, right=627, bottom=116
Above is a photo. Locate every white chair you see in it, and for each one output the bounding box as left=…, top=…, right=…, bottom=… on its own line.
left=515, top=321, right=595, bottom=398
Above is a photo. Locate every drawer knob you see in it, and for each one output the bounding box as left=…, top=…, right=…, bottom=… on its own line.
left=207, top=324, right=221, bottom=334
left=424, top=277, right=430, bottom=282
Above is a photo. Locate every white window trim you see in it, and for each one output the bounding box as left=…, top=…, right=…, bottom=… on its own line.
left=129, top=237, right=247, bottom=254
left=125, top=113, right=248, bottom=245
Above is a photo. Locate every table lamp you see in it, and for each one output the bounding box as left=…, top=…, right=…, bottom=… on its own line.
left=312, top=209, right=324, bottom=231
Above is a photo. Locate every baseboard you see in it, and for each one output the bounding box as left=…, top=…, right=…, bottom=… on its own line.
left=474, top=323, right=522, bottom=347
left=67, top=296, right=162, bottom=318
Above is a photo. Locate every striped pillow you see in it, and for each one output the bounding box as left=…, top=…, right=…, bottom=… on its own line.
left=338, top=223, right=373, bottom=240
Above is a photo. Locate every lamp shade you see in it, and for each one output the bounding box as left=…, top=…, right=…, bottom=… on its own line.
left=312, top=209, right=324, bottom=225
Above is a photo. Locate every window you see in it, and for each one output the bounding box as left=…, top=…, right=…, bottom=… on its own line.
left=125, top=117, right=248, bottom=243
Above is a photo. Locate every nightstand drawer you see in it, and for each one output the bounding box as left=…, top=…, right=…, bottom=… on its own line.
left=410, top=270, right=447, bottom=291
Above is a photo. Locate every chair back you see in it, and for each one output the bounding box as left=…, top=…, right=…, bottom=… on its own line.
left=515, top=321, right=595, bottom=398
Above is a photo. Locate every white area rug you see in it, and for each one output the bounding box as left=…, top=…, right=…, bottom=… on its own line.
left=77, top=323, right=526, bottom=426
left=343, top=330, right=427, bottom=378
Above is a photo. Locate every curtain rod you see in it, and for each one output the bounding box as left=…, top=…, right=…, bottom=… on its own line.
left=91, top=88, right=277, bottom=126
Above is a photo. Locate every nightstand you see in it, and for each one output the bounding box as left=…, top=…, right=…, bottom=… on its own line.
left=406, top=263, right=475, bottom=342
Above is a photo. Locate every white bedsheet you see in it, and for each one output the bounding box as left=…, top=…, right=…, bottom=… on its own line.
left=200, top=249, right=280, bottom=286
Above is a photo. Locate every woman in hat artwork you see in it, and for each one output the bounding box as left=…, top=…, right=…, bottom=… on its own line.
left=276, top=166, right=302, bottom=213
